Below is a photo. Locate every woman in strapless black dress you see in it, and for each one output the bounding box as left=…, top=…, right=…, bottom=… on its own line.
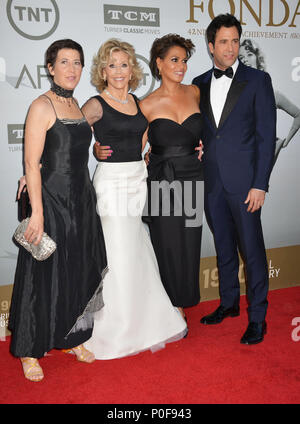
left=9, top=40, right=107, bottom=382
left=140, top=34, right=204, bottom=319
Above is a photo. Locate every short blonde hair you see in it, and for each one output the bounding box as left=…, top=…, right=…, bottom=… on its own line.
left=91, top=38, right=143, bottom=92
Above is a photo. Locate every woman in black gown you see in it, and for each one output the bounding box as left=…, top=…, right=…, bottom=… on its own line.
left=9, top=39, right=107, bottom=381
left=139, top=34, right=204, bottom=320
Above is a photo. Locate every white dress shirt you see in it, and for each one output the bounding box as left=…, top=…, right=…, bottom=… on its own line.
left=210, top=59, right=265, bottom=193
left=210, top=59, right=239, bottom=127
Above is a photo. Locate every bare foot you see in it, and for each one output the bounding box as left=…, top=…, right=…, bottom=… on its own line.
left=178, top=307, right=186, bottom=320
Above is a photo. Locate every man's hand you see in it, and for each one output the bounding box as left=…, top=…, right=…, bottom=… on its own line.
left=195, top=140, right=204, bottom=161
left=244, top=188, right=266, bottom=213
left=94, top=141, right=112, bottom=160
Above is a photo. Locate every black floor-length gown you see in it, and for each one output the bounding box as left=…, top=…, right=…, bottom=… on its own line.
left=144, top=113, right=204, bottom=307
left=9, top=98, right=107, bottom=358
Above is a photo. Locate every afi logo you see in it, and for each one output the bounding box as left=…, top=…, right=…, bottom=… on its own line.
left=7, top=0, right=59, bottom=40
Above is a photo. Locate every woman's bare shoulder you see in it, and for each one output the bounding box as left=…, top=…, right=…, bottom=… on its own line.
left=185, top=83, right=200, bottom=95
left=27, top=92, right=54, bottom=119
left=81, top=96, right=103, bottom=125
left=140, top=89, right=162, bottom=110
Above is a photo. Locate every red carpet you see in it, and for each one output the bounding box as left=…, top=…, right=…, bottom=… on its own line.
left=1, top=286, right=299, bottom=404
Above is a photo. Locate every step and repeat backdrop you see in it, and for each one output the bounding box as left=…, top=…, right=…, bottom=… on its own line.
left=1, top=0, right=300, bottom=335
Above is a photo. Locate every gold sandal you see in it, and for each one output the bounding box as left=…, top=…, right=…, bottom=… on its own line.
left=62, top=344, right=95, bottom=363
left=20, top=357, right=44, bottom=382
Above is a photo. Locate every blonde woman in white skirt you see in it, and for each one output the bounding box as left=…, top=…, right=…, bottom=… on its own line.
left=82, top=39, right=187, bottom=360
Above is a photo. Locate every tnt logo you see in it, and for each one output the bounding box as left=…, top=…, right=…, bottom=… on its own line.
left=135, top=54, right=156, bottom=100
left=6, top=0, right=59, bottom=40
left=7, top=124, right=25, bottom=144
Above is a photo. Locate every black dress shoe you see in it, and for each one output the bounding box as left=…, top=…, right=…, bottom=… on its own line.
left=200, top=305, right=240, bottom=325
left=240, top=321, right=267, bottom=345
left=184, top=316, right=188, bottom=338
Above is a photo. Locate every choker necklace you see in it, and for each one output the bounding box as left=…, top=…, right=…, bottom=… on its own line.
left=51, top=82, right=74, bottom=107
left=104, top=89, right=129, bottom=104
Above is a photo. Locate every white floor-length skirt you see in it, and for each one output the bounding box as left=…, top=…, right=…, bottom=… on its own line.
left=84, top=160, right=187, bottom=359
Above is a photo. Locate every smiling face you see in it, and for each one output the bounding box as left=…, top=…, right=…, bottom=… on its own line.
left=103, top=50, right=132, bottom=91
left=156, top=45, right=188, bottom=83
left=48, top=48, right=82, bottom=90
left=209, top=26, right=240, bottom=70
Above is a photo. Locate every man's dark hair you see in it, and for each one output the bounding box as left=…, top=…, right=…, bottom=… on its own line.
left=206, top=14, right=242, bottom=46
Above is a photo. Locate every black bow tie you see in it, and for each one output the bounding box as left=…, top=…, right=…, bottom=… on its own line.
left=213, top=67, right=234, bottom=79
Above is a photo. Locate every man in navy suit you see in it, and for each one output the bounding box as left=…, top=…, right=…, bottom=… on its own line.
left=192, top=14, right=276, bottom=344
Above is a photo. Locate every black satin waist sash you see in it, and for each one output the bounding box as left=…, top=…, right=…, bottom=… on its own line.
left=42, top=165, right=88, bottom=175
left=151, top=145, right=196, bottom=158
left=148, top=145, right=197, bottom=185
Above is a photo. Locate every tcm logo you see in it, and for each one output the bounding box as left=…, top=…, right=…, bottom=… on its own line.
left=7, top=124, right=25, bottom=144
left=7, top=0, right=59, bottom=40
left=104, top=4, right=160, bottom=27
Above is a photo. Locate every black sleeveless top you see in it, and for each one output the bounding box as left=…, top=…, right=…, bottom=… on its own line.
left=41, top=95, right=92, bottom=172
left=92, top=94, right=148, bottom=162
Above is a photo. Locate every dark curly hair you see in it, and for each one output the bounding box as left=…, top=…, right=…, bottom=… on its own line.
left=206, top=14, right=242, bottom=46
left=149, top=34, right=195, bottom=81
left=45, top=39, right=84, bottom=79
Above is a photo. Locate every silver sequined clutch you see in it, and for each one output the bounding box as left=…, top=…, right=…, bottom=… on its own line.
left=14, top=218, right=57, bottom=261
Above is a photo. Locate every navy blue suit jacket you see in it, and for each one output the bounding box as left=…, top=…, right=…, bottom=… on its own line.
left=192, top=61, right=276, bottom=194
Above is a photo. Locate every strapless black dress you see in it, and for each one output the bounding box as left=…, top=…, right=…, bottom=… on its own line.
left=145, top=113, right=204, bottom=307
left=9, top=107, right=107, bottom=358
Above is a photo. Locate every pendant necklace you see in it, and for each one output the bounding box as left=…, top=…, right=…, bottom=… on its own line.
left=104, top=89, right=129, bottom=104
left=51, top=81, right=74, bottom=107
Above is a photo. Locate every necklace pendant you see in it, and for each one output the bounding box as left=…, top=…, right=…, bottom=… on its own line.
left=54, top=94, right=73, bottom=107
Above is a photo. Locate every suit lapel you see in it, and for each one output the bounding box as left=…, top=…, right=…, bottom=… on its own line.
left=218, top=62, right=248, bottom=129
left=200, top=70, right=217, bottom=130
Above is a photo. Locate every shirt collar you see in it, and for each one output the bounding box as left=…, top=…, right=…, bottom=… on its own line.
left=213, top=59, right=239, bottom=78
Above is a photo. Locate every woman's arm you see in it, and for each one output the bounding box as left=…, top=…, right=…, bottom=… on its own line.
left=275, top=90, right=300, bottom=147
left=139, top=98, right=152, bottom=165
left=191, top=83, right=201, bottom=104
left=23, top=98, right=51, bottom=245
left=82, top=97, right=111, bottom=160
left=142, top=127, right=149, bottom=152
left=81, top=97, right=103, bottom=126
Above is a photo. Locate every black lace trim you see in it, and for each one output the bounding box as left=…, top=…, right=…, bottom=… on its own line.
left=51, top=81, right=74, bottom=98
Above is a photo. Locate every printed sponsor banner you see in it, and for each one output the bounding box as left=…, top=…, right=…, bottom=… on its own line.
left=0, top=1, right=299, bottom=335
left=199, top=245, right=300, bottom=301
